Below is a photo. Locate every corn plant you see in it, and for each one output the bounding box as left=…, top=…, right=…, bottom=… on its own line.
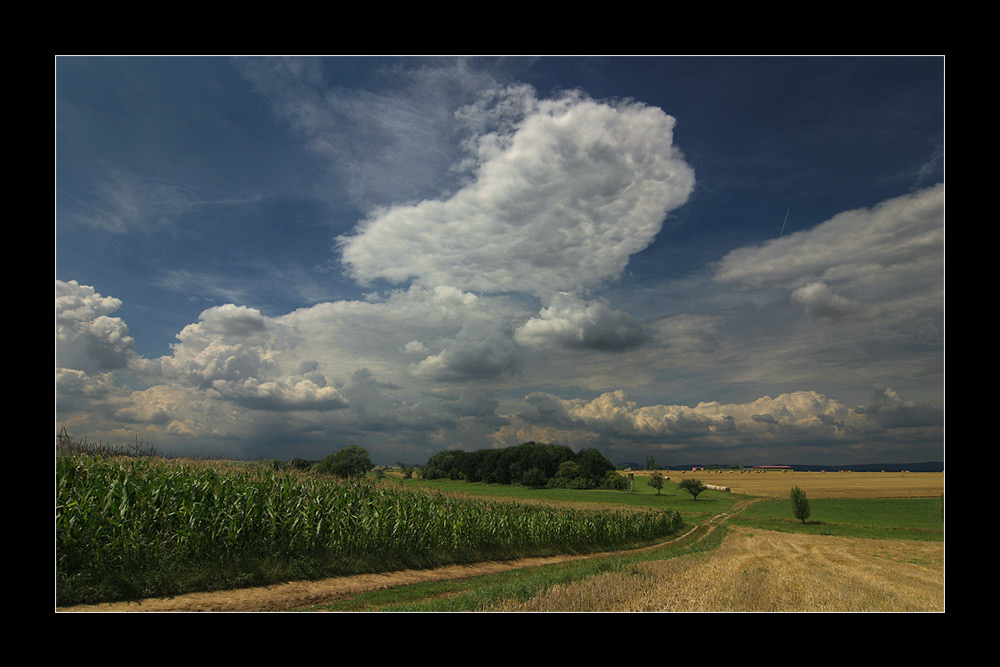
left=57, top=454, right=683, bottom=605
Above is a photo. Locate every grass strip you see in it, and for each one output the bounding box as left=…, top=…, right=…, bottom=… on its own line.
left=299, top=523, right=725, bottom=612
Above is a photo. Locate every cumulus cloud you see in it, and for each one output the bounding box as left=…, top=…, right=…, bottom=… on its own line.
left=56, top=280, right=135, bottom=372
left=206, top=377, right=349, bottom=412
left=514, top=386, right=941, bottom=448
left=132, top=302, right=355, bottom=415
left=412, top=319, right=521, bottom=382
left=515, top=293, right=646, bottom=351
left=790, top=281, right=859, bottom=320
left=337, top=91, right=695, bottom=297
left=197, top=303, right=268, bottom=336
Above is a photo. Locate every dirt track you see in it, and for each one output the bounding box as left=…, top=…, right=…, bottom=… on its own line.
left=57, top=556, right=582, bottom=612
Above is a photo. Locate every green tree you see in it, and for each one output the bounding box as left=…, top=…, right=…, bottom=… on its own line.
left=602, top=470, right=630, bottom=490
left=678, top=477, right=706, bottom=500
left=577, top=448, right=616, bottom=486
left=556, top=460, right=581, bottom=479
left=289, top=457, right=313, bottom=470
left=648, top=471, right=665, bottom=495
left=790, top=486, right=811, bottom=523
left=520, top=467, right=548, bottom=488
left=313, top=445, right=374, bottom=479
left=646, top=455, right=659, bottom=470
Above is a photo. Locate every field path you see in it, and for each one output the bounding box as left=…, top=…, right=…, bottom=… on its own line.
left=59, top=500, right=755, bottom=612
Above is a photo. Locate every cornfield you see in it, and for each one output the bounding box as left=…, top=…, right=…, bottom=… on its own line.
left=57, top=454, right=682, bottom=605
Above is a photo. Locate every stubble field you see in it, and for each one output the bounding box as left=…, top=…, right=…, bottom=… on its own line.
left=644, top=469, right=944, bottom=499
left=486, top=525, right=944, bottom=612
left=485, top=469, right=945, bottom=612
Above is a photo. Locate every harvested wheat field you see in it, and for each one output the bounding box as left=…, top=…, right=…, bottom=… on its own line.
left=651, top=470, right=944, bottom=499
left=487, top=526, right=944, bottom=612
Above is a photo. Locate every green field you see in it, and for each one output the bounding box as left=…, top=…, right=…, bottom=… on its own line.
left=728, top=497, right=944, bottom=541
left=402, top=474, right=738, bottom=519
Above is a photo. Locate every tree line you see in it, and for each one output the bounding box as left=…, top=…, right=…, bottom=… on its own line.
left=421, top=441, right=629, bottom=490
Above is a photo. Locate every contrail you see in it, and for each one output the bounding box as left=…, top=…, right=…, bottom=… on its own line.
left=757, top=208, right=790, bottom=310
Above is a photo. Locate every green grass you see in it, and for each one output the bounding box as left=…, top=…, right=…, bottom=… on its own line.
left=729, top=497, right=944, bottom=541
left=299, top=523, right=725, bottom=612
left=403, top=475, right=739, bottom=521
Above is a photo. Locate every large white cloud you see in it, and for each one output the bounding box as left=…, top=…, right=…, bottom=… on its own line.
left=56, top=280, right=135, bottom=372
left=337, top=92, right=695, bottom=297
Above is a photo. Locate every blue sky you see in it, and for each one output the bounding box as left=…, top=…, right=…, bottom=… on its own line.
left=56, top=56, right=944, bottom=466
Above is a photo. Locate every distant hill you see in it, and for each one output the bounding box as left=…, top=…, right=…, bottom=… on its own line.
left=619, top=461, right=944, bottom=473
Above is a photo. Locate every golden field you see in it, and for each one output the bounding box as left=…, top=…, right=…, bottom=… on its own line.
left=637, top=469, right=944, bottom=499
left=486, top=526, right=944, bottom=612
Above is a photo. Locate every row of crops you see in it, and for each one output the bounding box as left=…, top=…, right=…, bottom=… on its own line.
left=57, top=454, right=683, bottom=606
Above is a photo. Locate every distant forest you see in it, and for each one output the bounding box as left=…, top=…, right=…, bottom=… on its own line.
left=421, top=442, right=629, bottom=490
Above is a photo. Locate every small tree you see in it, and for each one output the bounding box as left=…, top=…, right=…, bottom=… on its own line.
left=313, top=445, right=374, bottom=479
left=790, top=486, right=811, bottom=523
left=678, top=477, right=706, bottom=500
left=648, top=471, right=665, bottom=495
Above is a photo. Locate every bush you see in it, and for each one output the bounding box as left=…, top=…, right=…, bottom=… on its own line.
left=602, top=471, right=630, bottom=490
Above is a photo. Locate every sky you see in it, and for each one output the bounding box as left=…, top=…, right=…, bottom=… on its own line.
left=55, top=56, right=945, bottom=467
